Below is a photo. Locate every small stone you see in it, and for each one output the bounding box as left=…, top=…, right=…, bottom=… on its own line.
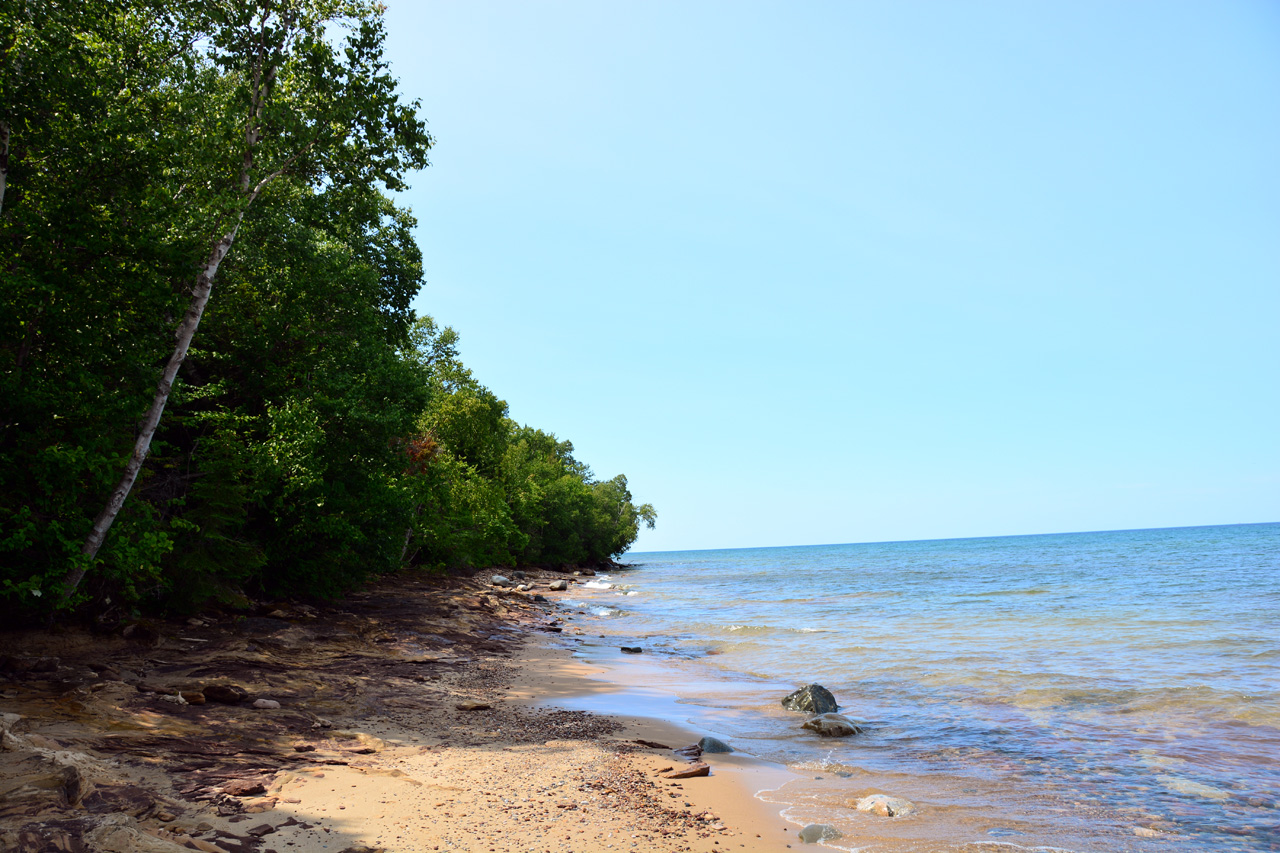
left=247, top=823, right=277, bottom=837
left=293, top=743, right=316, bottom=752
left=491, top=575, right=512, bottom=587
left=782, top=684, right=838, bottom=714
left=663, top=762, right=711, bottom=779
left=27, top=733, right=62, bottom=750
left=802, top=713, right=863, bottom=738
left=517, top=584, right=531, bottom=592
left=224, top=780, right=268, bottom=797
left=268, top=609, right=290, bottom=619
left=252, top=698, right=281, bottom=709
left=455, top=701, right=491, bottom=711
left=621, top=646, right=643, bottom=654
left=854, top=794, right=915, bottom=817
left=799, top=824, right=842, bottom=844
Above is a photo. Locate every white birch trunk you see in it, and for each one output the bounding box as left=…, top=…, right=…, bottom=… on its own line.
left=0, top=120, right=10, bottom=215
left=59, top=221, right=242, bottom=601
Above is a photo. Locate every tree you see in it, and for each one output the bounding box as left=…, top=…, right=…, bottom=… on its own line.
left=56, top=0, right=431, bottom=602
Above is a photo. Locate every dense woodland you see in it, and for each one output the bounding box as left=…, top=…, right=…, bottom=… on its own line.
left=0, top=0, right=655, bottom=620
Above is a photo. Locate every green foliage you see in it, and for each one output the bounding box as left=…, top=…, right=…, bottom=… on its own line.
left=0, top=0, right=654, bottom=621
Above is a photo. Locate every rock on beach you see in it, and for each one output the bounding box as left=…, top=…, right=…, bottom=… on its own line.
left=782, top=683, right=838, bottom=714
left=854, top=794, right=916, bottom=816
left=799, top=823, right=842, bottom=843
left=697, top=736, right=733, bottom=753
left=801, top=713, right=863, bottom=738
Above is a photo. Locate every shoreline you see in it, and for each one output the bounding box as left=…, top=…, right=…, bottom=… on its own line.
left=0, top=571, right=805, bottom=852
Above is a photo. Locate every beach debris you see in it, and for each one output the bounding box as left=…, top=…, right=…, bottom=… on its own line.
left=801, top=713, right=864, bottom=738
left=673, top=744, right=703, bottom=759
left=620, top=646, right=643, bottom=654
left=252, top=698, right=281, bottom=709
left=632, top=739, right=672, bottom=749
left=224, top=779, right=268, bottom=797
left=203, top=684, right=249, bottom=704
left=799, top=823, right=843, bottom=843
left=455, top=701, right=491, bottom=711
left=663, top=761, right=711, bottom=779
left=548, top=580, right=569, bottom=591
left=490, top=575, right=512, bottom=587
left=697, top=736, right=733, bottom=753
left=781, top=683, right=838, bottom=714
left=854, top=794, right=915, bottom=817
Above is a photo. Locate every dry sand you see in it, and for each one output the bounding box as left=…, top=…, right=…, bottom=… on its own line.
left=0, top=572, right=805, bottom=853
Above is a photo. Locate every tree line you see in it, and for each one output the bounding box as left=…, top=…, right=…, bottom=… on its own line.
left=0, top=0, right=654, bottom=620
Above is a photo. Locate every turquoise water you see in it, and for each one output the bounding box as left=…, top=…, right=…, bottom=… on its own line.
left=565, top=523, right=1280, bottom=852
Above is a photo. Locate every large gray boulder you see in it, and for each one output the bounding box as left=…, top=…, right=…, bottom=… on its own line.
left=548, top=580, right=569, bottom=591
left=490, top=575, right=512, bottom=587
left=801, top=713, right=863, bottom=738
left=782, top=683, right=838, bottom=714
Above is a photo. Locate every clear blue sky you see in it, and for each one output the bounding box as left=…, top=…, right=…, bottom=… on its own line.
left=382, top=0, right=1279, bottom=552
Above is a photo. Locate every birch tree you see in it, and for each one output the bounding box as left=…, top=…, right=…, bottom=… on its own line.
left=58, top=0, right=430, bottom=602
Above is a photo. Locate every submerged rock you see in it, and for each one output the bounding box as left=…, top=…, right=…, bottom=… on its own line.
left=782, top=683, right=838, bottom=714
left=620, top=646, right=643, bottom=654
left=801, top=713, right=863, bottom=738
left=697, top=736, right=733, bottom=753
left=798, top=823, right=842, bottom=843
left=854, top=794, right=915, bottom=817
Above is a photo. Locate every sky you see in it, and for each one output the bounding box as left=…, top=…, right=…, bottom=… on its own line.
left=380, top=0, right=1280, bottom=552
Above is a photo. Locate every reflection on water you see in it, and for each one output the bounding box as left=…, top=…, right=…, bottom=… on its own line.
left=566, top=523, right=1280, bottom=852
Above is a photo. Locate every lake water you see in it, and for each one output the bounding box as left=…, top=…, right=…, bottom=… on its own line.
left=560, top=523, right=1280, bottom=852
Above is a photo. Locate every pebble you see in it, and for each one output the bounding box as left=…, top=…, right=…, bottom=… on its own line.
left=798, top=823, right=842, bottom=843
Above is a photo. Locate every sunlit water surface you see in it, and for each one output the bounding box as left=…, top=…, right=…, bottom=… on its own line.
left=560, top=523, right=1280, bottom=852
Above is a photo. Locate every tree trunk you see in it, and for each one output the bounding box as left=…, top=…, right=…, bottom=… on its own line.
left=0, top=120, right=10, bottom=215
left=59, top=221, right=242, bottom=603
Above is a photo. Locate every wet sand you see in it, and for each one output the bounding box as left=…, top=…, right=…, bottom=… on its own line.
left=0, top=572, right=802, bottom=852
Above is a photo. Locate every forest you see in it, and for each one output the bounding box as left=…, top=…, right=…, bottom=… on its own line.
left=0, top=0, right=655, bottom=621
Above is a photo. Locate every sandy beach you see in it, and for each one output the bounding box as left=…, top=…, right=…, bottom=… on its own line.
left=0, top=572, right=801, bottom=853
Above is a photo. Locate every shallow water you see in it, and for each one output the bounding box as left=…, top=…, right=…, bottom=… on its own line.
left=564, top=523, right=1280, bottom=852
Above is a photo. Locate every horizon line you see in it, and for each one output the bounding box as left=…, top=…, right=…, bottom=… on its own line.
left=625, top=519, right=1279, bottom=556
